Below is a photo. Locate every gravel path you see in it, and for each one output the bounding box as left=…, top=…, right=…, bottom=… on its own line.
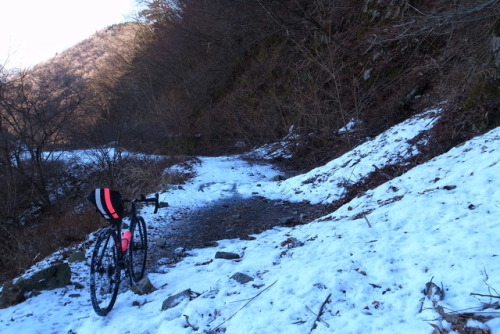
left=149, top=195, right=330, bottom=268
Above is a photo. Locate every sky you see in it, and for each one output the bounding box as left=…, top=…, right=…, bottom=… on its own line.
left=0, top=108, right=499, bottom=333
left=0, top=0, right=140, bottom=69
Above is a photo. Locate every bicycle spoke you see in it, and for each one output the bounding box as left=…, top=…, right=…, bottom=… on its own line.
left=129, top=217, right=148, bottom=283
left=90, top=228, right=121, bottom=316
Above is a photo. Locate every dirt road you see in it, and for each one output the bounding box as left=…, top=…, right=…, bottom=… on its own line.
left=149, top=195, right=330, bottom=267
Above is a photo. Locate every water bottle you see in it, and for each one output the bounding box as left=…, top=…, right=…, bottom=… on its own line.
left=121, top=230, right=132, bottom=251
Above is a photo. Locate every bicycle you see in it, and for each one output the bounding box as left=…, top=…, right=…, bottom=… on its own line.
left=87, top=189, right=159, bottom=316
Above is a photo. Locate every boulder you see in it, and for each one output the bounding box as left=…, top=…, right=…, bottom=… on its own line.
left=215, top=251, right=240, bottom=260
left=279, top=216, right=301, bottom=226
left=230, top=272, right=254, bottom=284
left=131, top=276, right=157, bottom=295
left=203, top=241, right=219, bottom=248
left=153, top=238, right=168, bottom=247
left=0, top=280, right=26, bottom=309
left=68, top=251, right=86, bottom=263
left=16, top=263, right=72, bottom=292
left=0, top=262, right=71, bottom=308
left=161, top=289, right=199, bottom=311
left=270, top=175, right=286, bottom=181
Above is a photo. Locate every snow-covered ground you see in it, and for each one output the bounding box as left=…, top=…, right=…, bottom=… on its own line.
left=1, top=109, right=499, bottom=333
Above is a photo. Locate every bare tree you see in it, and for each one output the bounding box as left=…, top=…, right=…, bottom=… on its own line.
left=0, top=69, right=82, bottom=209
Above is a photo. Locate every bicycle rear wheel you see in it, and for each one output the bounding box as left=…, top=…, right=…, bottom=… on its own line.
left=129, top=216, right=148, bottom=283
left=90, top=227, right=121, bottom=316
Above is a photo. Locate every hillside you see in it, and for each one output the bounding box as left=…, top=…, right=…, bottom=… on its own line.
left=13, top=0, right=498, bottom=161
left=123, top=0, right=500, bottom=163
left=30, top=22, right=140, bottom=81
left=3, top=0, right=499, bottom=162
left=0, top=109, right=498, bottom=333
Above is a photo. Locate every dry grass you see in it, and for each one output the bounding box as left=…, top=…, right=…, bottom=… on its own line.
left=81, top=148, right=195, bottom=193
left=0, top=209, right=102, bottom=283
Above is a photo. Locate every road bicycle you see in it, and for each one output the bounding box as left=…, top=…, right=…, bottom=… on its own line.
left=88, top=190, right=159, bottom=316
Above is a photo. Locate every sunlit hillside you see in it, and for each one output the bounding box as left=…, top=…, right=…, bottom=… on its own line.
left=31, top=22, right=142, bottom=80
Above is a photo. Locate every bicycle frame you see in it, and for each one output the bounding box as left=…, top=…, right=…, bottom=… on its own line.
left=108, top=224, right=127, bottom=270
left=119, top=194, right=159, bottom=281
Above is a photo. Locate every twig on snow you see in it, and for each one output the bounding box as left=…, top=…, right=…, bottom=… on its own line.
left=419, top=277, right=444, bottom=313
left=470, top=293, right=500, bottom=299
left=309, top=293, right=332, bottom=332
left=183, top=315, right=199, bottom=331
left=471, top=279, right=500, bottom=300
left=363, top=215, right=372, bottom=228
left=212, top=280, right=278, bottom=330
left=306, top=305, right=331, bottom=329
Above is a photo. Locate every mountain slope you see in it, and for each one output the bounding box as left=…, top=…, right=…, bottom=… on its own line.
left=0, top=111, right=499, bottom=333
left=30, top=22, right=140, bottom=80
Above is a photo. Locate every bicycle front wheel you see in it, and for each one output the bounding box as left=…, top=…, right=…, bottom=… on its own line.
left=90, top=227, right=121, bottom=316
left=129, top=216, right=148, bottom=283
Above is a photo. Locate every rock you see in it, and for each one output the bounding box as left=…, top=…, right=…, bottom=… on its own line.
left=230, top=273, right=254, bottom=284
left=74, top=282, right=85, bottom=289
left=161, top=289, right=199, bottom=311
left=203, top=241, right=219, bottom=248
left=162, top=184, right=178, bottom=192
left=270, top=175, right=286, bottom=181
left=215, top=251, right=240, bottom=260
left=279, top=216, right=301, bottom=226
left=68, top=251, right=86, bottom=263
left=282, top=237, right=304, bottom=249
left=154, top=238, right=168, bottom=247
left=16, top=263, right=71, bottom=293
left=28, top=290, right=41, bottom=298
left=174, top=247, right=186, bottom=255
left=131, top=276, right=157, bottom=295
left=0, top=280, right=26, bottom=309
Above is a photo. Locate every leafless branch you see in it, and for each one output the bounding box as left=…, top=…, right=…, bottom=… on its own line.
left=213, top=280, right=278, bottom=330
left=309, top=293, right=332, bottom=332
left=470, top=293, right=500, bottom=299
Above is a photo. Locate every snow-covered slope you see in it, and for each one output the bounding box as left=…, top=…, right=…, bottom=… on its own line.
left=1, top=110, right=499, bottom=334
left=244, top=108, right=442, bottom=204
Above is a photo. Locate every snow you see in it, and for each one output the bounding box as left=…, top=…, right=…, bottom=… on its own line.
left=241, top=108, right=442, bottom=204
left=1, top=109, right=499, bottom=333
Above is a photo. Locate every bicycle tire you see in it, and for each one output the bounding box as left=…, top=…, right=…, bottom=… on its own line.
left=129, top=216, right=148, bottom=283
left=90, top=227, right=121, bottom=316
